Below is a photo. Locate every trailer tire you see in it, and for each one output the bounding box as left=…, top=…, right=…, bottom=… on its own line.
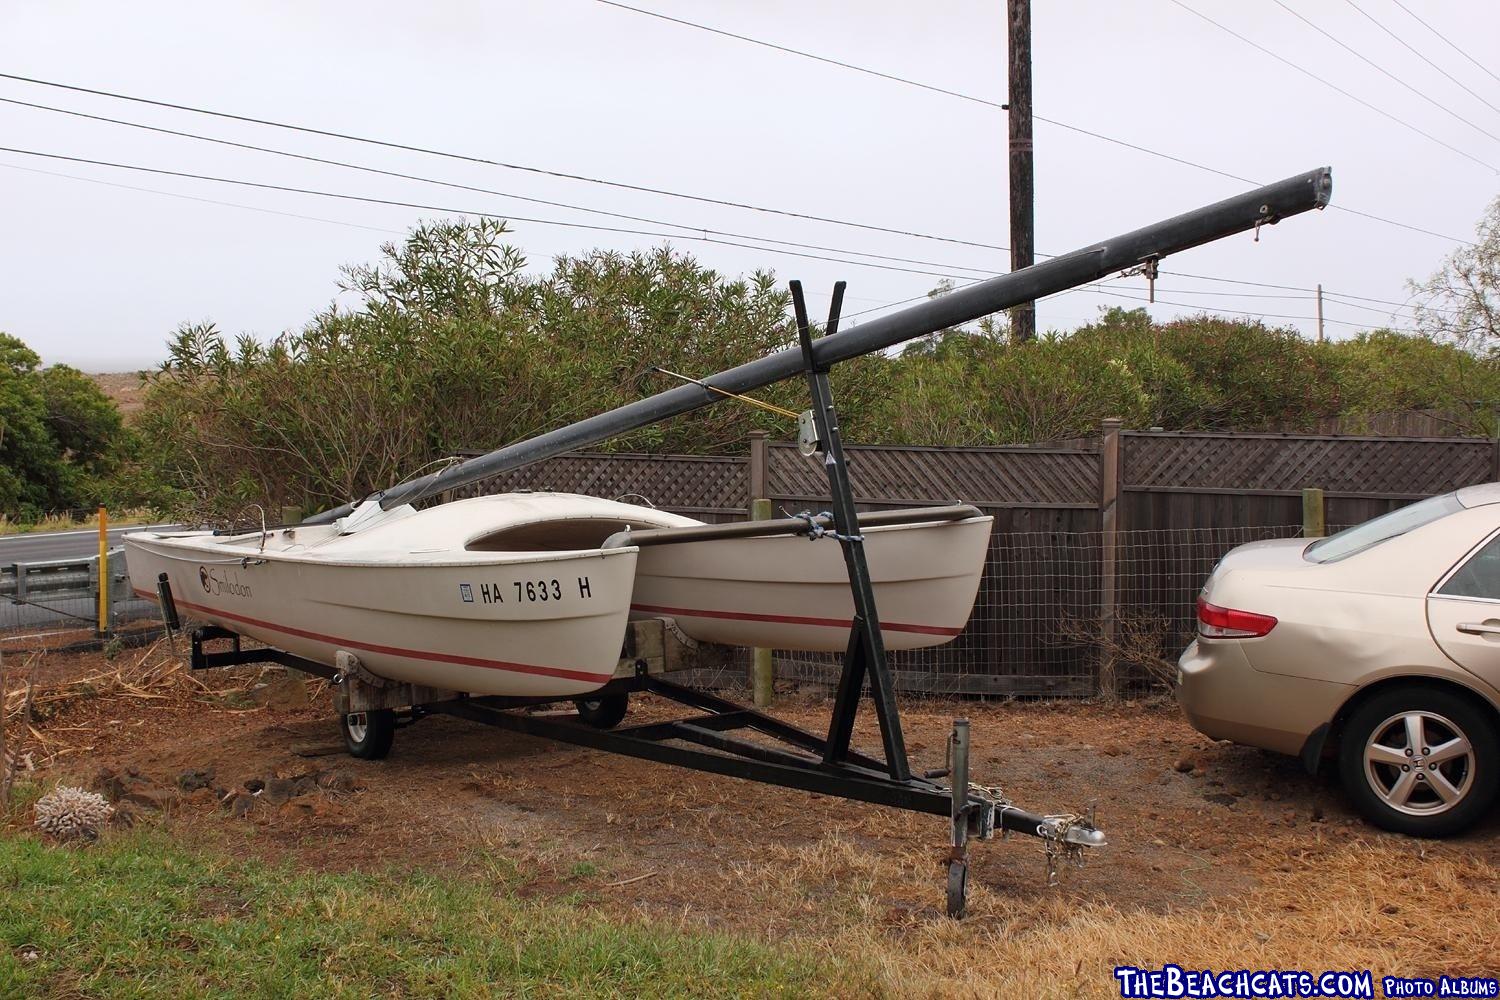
left=575, top=693, right=628, bottom=729
left=341, top=709, right=396, bottom=760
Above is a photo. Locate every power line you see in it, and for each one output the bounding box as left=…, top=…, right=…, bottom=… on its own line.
left=1167, top=0, right=1500, bottom=174
left=1388, top=0, right=1500, bottom=89
left=5, top=135, right=1455, bottom=326
left=0, top=71, right=1014, bottom=256
left=1091, top=286, right=1415, bottom=332
left=1341, top=0, right=1500, bottom=119
left=5, top=85, right=1437, bottom=310
left=1270, top=0, right=1500, bottom=145
left=1330, top=205, right=1474, bottom=246
left=0, top=155, right=954, bottom=331
left=0, top=153, right=1419, bottom=339
left=0, top=77, right=1462, bottom=323
left=0, top=144, right=1002, bottom=283
left=0, top=66, right=1477, bottom=254
left=596, top=0, right=1007, bottom=111
left=1162, top=269, right=1459, bottom=315
left=0, top=94, right=1005, bottom=279
left=1320, top=291, right=1447, bottom=322
left=587, top=1, right=1480, bottom=244
left=0, top=160, right=404, bottom=236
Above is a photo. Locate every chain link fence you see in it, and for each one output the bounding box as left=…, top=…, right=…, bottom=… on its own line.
left=684, top=524, right=1308, bottom=697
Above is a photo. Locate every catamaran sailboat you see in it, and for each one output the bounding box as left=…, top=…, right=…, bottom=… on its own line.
left=123, top=493, right=991, bottom=698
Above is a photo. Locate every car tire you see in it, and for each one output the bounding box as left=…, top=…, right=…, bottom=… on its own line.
left=341, top=709, right=396, bottom=760
left=1338, top=685, right=1498, bottom=837
left=574, top=693, right=628, bottom=729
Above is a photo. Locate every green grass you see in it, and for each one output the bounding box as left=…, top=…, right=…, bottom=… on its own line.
left=0, top=830, right=860, bottom=998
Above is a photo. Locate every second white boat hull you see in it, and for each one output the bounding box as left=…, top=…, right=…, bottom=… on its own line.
left=630, top=515, right=993, bottom=651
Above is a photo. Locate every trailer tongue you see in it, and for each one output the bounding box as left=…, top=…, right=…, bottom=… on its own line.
left=242, top=168, right=1332, bottom=917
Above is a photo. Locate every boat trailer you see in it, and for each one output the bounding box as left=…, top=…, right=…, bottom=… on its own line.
left=168, top=166, right=1333, bottom=917
left=170, top=285, right=1104, bottom=918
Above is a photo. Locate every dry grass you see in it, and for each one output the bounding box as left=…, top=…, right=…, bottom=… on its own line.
left=711, top=833, right=1496, bottom=997
left=0, top=508, right=157, bottom=535
left=0, top=640, right=267, bottom=769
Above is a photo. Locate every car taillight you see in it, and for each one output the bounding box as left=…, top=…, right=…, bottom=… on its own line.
left=1196, top=595, right=1277, bottom=638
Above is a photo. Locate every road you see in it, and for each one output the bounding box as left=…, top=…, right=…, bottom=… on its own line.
left=0, top=523, right=179, bottom=563
left=2, top=524, right=178, bottom=632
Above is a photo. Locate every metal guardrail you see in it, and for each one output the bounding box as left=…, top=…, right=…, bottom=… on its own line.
left=1, top=548, right=136, bottom=632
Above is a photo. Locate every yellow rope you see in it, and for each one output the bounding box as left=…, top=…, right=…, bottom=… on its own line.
left=652, top=367, right=802, bottom=420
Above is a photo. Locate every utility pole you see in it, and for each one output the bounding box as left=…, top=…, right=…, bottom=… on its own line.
left=1007, top=0, right=1035, bottom=342
left=1315, top=283, right=1325, bottom=343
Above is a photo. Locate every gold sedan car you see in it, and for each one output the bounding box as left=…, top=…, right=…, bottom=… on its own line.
left=1178, top=484, right=1500, bottom=836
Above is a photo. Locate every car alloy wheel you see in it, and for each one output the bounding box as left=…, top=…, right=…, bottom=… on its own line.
left=1339, top=685, right=1497, bottom=837
left=1362, top=710, right=1474, bottom=816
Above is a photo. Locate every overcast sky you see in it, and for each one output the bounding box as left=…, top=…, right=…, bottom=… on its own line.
left=3, top=0, right=1498, bottom=371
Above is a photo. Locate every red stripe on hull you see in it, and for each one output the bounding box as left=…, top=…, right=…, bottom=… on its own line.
left=629, top=602, right=962, bottom=637
left=133, top=588, right=611, bottom=684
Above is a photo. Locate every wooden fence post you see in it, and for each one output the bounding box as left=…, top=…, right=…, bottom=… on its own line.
left=1098, top=419, right=1122, bottom=700
left=748, top=430, right=774, bottom=706
left=748, top=430, right=769, bottom=506
left=750, top=497, right=775, bottom=707
left=1302, top=488, right=1326, bottom=538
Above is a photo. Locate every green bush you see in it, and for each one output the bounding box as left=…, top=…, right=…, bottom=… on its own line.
left=126, top=221, right=1500, bottom=518
left=0, top=334, right=127, bottom=516
left=133, top=220, right=891, bottom=518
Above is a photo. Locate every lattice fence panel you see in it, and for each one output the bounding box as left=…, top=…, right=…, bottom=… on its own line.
left=1124, top=432, right=1494, bottom=494
left=452, top=452, right=748, bottom=514
left=768, top=443, right=1098, bottom=506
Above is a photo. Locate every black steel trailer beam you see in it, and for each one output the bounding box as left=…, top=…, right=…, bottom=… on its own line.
left=188, top=624, right=339, bottom=680
left=642, top=676, right=892, bottom=773
left=429, top=695, right=956, bottom=815
left=305, top=167, right=1330, bottom=522
left=427, top=689, right=1072, bottom=844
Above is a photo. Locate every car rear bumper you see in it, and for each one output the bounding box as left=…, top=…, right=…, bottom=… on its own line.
left=1177, top=638, right=1353, bottom=756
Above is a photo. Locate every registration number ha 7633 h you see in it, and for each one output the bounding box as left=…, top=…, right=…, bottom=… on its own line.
left=459, top=577, right=593, bottom=605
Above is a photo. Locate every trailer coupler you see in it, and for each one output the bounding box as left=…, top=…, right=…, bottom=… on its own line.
left=943, top=719, right=1105, bottom=917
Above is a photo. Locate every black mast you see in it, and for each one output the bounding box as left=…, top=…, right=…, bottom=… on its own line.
left=307, top=167, right=1331, bottom=523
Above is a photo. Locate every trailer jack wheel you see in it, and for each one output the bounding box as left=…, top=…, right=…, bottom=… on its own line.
left=946, top=860, right=968, bottom=919
left=342, top=708, right=396, bottom=759
left=574, top=693, right=628, bottom=729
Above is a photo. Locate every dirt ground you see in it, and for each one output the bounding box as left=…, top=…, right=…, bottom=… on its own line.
left=5, top=641, right=1499, bottom=995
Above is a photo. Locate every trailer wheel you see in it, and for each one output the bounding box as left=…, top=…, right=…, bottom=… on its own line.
left=574, top=693, right=628, bottom=729
left=341, top=709, right=396, bottom=759
left=946, top=860, right=968, bottom=919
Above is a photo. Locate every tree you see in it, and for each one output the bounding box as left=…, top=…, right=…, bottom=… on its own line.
left=1411, top=196, right=1500, bottom=351
left=0, top=333, right=126, bottom=516
left=135, top=221, right=890, bottom=517
left=38, top=364, right=125, bottom=475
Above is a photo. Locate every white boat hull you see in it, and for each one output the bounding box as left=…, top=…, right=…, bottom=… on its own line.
left=630, top=516, right=992, bottom=652
left=123, top=494, right=992, bottom=693
left=124, top=533, right=638, bottom=698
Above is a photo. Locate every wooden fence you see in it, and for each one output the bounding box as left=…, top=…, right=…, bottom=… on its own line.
left=454, top=424, right=1500, bottom=697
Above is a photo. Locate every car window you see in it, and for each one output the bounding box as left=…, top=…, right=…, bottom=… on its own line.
left=1304, top=492, right=1465, bottom=564
left=1437, top=533, right=1500, bottom=600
